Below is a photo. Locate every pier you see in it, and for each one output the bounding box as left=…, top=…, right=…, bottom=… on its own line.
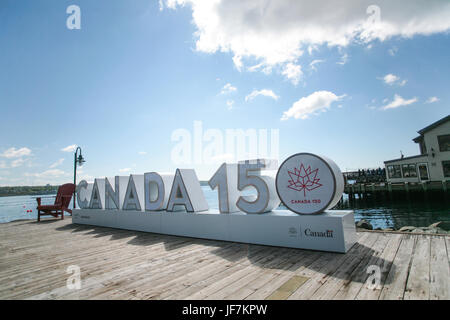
left=0, top=217, right=448, bottom=300
left=344, top=180, right=450, bottom=200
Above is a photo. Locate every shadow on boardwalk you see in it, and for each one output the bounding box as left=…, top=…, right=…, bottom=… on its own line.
left=55, top=223, right=397, bottom=284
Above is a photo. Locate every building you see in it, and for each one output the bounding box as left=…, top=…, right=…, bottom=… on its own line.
left=384, top=115, right=450, bottom=183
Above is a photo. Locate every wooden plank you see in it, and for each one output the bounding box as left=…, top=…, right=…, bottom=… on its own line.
left=0, top=219, right=238, bottom=299
left=287, top=232, right=376, bottom=300
left=0, top=233, right=181, bottom=284
left=0, top=225, right=143, bottom=274
left=309, top=233, right=382, bottom=299
left=26, top=240, right=231, bottom=300
left=403, top=235, right=430, bottom=300
left=224, top=249, right=323, bottom=300
left=331, top=233, right=393, bottom=300
left=89, top=244, right=272, bottom=300
left=201, top=247, right=313, bottom=300
left=156, top=246, right=290, bottom=300
left=246, top=244, right=335, bottom=301
left=0, top=233, right=201, bottom=298
left=165, top=256, right=270, bottom=300
left=355, top=233, right=403, bottom=300
left=245, top=271, right=298, bottom=300
left=171, top=247, right=285, bottom=300
left=446, top=237, right=450, bottom=264
left=62, top=242, right=245, bottom=300
left=0, top=218, right=448, bottom=300
left=265, top=276, right=309, bottom=300
left=379, top=234, right=416, bottom=300
left=429, top=236, right=449, bottom=300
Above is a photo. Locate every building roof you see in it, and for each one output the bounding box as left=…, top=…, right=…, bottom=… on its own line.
left=384, top=154, right=428, bottom=164
left=417, top=114, right=450, bottom=135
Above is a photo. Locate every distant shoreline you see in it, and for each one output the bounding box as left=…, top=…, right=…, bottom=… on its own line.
left=0, top=185, right=59, bottom=197
left=0, top=182, right=211, bottom=197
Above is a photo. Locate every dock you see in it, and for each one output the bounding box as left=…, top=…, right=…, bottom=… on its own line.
left=344, top=181, right=450, bottom=199
left=0, top=217, right=449, bottom=300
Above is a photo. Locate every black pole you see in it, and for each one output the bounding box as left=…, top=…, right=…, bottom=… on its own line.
left=73, top=147, right=82, bottom=209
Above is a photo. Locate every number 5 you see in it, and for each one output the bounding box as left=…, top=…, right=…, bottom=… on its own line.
left=236, top=159, right=280, bottom=214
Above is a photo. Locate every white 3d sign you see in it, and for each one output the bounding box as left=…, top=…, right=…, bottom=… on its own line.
left=74, top=153, right=356, bottom=253
left=76, top=153, right=344, bottom=215
left=276, top=153, right=344, bottom=214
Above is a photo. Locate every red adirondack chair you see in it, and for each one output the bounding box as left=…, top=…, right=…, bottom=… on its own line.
left=36, top=183, right=75, bottom=222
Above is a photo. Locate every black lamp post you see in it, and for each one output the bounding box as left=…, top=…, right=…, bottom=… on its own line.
left=73, top=147, right=86, bottom=209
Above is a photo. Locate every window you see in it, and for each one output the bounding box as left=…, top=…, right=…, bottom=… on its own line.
left=402, top=164, right=417, bottom=178
left=438, top=135, right=450, bottom=152
left=418, top=164, right=429, bottom=180
left=443, top=161, right=450, bottom=178
left=387, top=165, right=401, bottom=178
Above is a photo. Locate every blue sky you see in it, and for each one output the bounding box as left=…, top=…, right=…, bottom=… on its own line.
left=0, top=0, right=449, bottom=185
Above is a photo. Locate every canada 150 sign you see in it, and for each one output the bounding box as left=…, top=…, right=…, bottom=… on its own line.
left=76, top=153, right=344, bottom=215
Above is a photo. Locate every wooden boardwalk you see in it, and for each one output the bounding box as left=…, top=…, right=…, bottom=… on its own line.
left=0, top=217, right=448, bottom=300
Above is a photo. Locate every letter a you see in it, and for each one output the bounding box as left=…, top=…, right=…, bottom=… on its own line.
left=167, top=169, right=208, bottom=212
left=89, top=179, right=103, bottom=209
left=105, top=177, right=120, bottom=210
left=123, top=175, right=142, bottom=211
left=66, top=5, right=81, bottom=30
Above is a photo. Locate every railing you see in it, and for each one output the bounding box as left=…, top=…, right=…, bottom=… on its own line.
left=343, top=168, right=386, bottom=184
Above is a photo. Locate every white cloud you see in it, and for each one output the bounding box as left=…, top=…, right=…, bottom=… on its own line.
left=26, top=169, right=67, bottom=178
left=281, top=63, right=302, bottom=85
left=247, top=63, right=272, bottom=74
left=119, top=168, right=131, bottom=173
left=382, top=94, right=418, bottom=110
left=163, top=1, right=450, bottom=80
left=11, top=158, right=25, bottom=168
left=226, top=100, right=234, bottom=110
left=0, top=161, right=7, bottom=169
left=388, top=47, right=398, bottom=56
left=0, top=147, right=31, bottom=158
left=61, top=144, right=77, bottom=153
left=49, top=158, right=65, bottom=168
left=281, top=91, right=344, bottom=120
left=245, top=89, right=279, bottom=102
left=138, top=151, right=147, bottom=155
left=310, top=59, right=325, bottom=71
left=247, top=63, right=263, bottom=72
left=381, top=74, right=407, bottom=86
left=426, top=96, right=439, bottom=104
left=232, top=55, right=243, bottom=71
left=78, top=174, right=94, bottom=183
left=308, top=45, right=318, bottom=56
left=383, top=74, right=399, bottom=84
left=220, top=83, right=237, bottom=95
left=337, top=53, right=349, bottom=65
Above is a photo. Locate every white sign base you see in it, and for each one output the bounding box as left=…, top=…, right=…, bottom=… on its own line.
left=72, top=209, right=356, bottom=253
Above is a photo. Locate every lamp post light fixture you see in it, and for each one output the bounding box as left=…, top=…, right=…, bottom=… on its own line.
left=73, top=147, right=86, bottom=209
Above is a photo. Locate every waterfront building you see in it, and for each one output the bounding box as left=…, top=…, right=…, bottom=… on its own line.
left=384, top=115, right=450, bottom=183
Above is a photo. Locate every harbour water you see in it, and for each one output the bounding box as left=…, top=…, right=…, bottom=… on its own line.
left=0, top=186, right=449, bottom=229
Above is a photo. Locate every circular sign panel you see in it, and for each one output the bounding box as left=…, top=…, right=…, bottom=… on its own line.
left=275, top=153, right=344, bottom=215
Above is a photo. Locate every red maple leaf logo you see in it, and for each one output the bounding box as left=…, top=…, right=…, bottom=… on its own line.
left=287, top=163, right=322, bottom=196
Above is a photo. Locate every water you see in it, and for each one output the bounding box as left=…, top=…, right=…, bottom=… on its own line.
left=0, top=195, right=74, bottom=223
left=0, top=187, right=449, bottom=230
left=335, top=193, right=450, bottom=230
